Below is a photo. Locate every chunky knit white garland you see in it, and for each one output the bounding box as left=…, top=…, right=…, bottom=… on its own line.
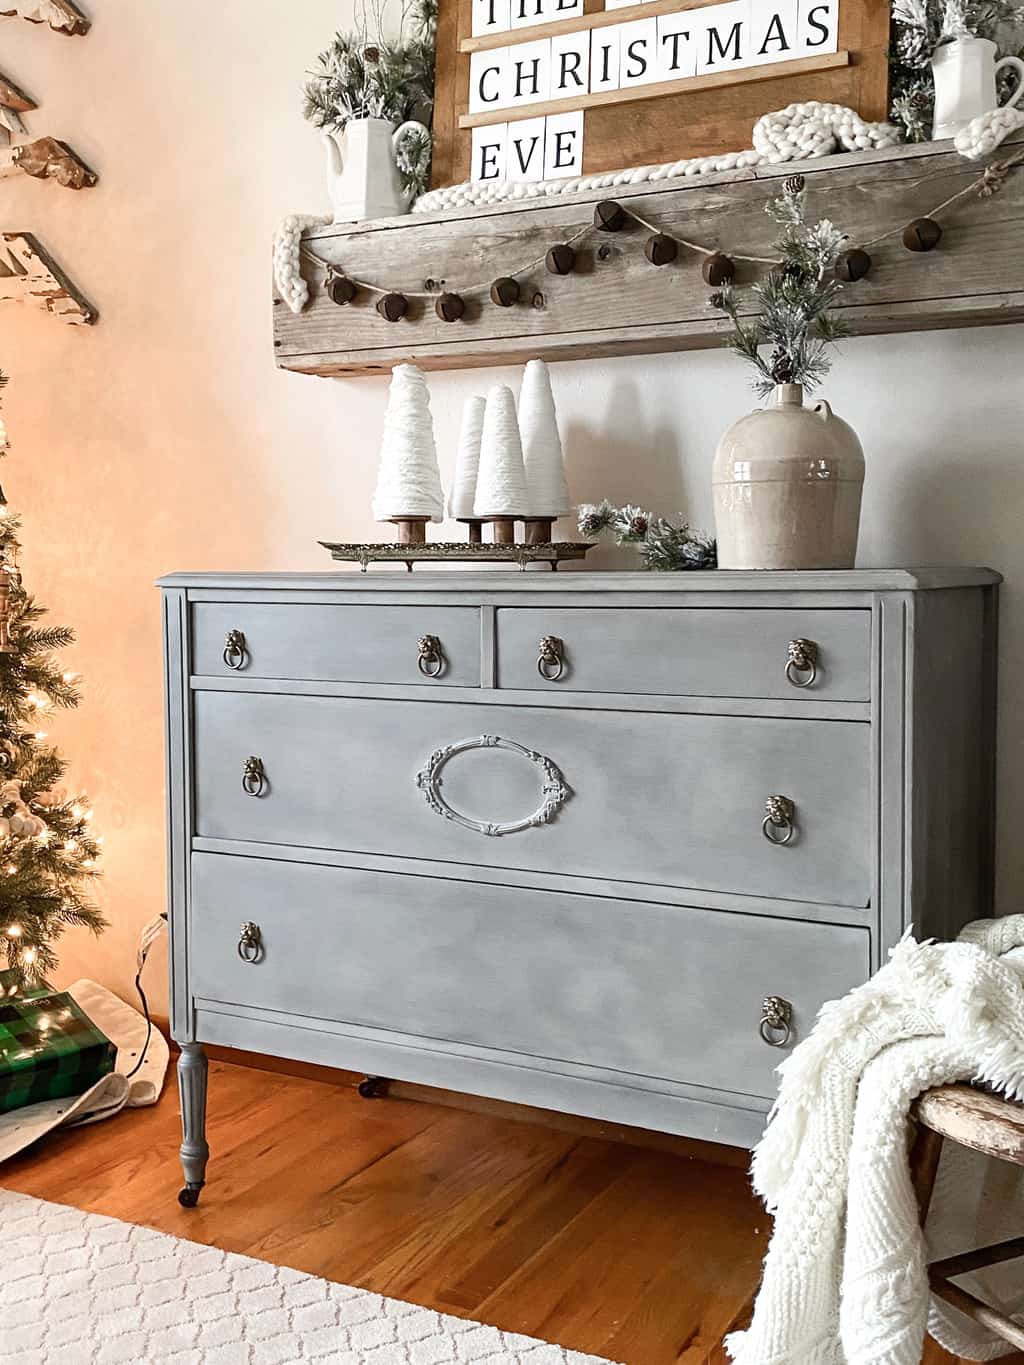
left=728, top=915, right=1024, bottom=1365
left=412, top=101, right=901, bottom=214
left=272, top=103, right=1021, bottom=313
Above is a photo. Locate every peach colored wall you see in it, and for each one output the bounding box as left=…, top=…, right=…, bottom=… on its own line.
left=2, top=2, right=1022, bottom=1015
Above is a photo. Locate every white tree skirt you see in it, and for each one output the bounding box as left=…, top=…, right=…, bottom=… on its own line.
left=0, top=1190, right=619, bottom=1365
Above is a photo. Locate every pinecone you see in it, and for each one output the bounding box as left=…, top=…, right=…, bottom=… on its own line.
left=783, top=174, right=805, bottom=196
left=628, top=514, right=649, bottom=537
left=769, top=348, right=797, bottom=384
left=708, top=291, right=726, bottom=310
left=363, top=44, right=380, bottom=63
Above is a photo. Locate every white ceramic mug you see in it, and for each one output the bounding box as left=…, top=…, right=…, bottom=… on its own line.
left=931, top=36, right=1024, bottom=140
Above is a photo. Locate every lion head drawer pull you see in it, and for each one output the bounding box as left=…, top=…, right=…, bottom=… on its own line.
left=237, top=921, right=263, bottom=963
left=241, top=756, right=266, bottom=797
left=537, top=635, right=565, bottom=682
left=762, top=795, right=796, bottom=845
left=760, top=995, right=793, bottom=1048
left=223, top=630, right=248, bottom=671
left=785, top=638, right=818, bottom=688
left=416, top=735, right=570, bottom=836
left=417, top=634, right=446, bottom=678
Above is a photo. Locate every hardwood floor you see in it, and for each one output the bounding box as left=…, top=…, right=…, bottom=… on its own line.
left=0, top=1059, right=1011, bottom=1364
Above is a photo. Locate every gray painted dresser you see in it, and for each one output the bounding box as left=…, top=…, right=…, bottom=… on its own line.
left=160, top=568, right=1000, bottom=1206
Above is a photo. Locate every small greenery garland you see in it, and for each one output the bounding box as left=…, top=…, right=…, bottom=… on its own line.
left=577, top=502, right=717, bottom=571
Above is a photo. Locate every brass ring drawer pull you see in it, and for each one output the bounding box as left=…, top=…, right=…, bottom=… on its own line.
left=237, top=921, right=263, bottom=963
left=223, top=630, right=247, bottom=671
left=537, top=635, right=565, bottom=681
left=762, top=795, right=795, bottom=845
left=760, top=995, right=793, bottom=1048
left=785, top=638, right=818, bottom=688
left=417, top=634, right=445, bottom=678
left=241, top=756, right=266, bottom=797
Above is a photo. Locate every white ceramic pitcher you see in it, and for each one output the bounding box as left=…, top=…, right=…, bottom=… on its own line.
left=324, top=117, right=430, bottom=224
left=931, top=36, right=1024, bottom=140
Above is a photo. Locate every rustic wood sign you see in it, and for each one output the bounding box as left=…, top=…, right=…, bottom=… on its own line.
left=431, top=0, right=890, bottom=187
left=0, top=232, right=95, bottom=323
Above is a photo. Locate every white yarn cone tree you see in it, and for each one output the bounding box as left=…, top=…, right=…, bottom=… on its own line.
left=474, top=385, right=529, bottom=543
left=448, top=395, right=486, bottom=541
left=372, top=364, right=444, bottom=543
left=519, top=359, right=570, bottom=542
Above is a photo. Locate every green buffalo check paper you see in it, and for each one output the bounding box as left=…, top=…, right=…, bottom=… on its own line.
left=0, top=987, right=115, bottom=1114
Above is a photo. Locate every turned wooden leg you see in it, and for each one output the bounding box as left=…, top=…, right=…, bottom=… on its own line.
left=177, top=1042, right=209, bottom=1208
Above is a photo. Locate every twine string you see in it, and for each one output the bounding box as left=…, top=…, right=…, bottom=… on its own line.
left=299, top=151, right=1024, bottom=298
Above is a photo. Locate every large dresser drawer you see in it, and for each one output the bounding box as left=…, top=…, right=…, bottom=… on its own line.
left=191, top=854, right=870, bottom=1101
left=193, top=692, right=871, bottom=906
left=496, top=607, right=871, bottom=700
left=191, top=603, right=481, bottom=687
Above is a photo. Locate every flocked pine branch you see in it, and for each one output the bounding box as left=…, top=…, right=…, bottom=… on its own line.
left=303, top=0, right=437, bottom=194
left=710, top=176, right=849, bottom=399
left=889, top=0, right=1024, bottom=138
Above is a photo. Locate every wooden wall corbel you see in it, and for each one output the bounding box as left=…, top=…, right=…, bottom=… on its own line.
left=0, top=137, right=96, bottom=189
left=0, top=72, right=36, bottom=136
left=0, top=232, right=96, bottom=323
left=0, top=0, right=89, bottom=34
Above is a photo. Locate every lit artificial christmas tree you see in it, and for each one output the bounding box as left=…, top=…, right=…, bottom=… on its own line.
left=0, top=371, right=103, bottom=990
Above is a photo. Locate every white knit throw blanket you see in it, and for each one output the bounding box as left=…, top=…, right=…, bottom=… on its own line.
left=728, top=915, right=1024, bottom=1365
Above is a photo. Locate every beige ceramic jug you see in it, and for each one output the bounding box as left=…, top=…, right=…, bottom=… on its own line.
left=712, top=383, right=865, bottom=570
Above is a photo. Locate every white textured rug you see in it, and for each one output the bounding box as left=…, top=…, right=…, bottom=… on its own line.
left=0, top=1190, right=618, bottom=1365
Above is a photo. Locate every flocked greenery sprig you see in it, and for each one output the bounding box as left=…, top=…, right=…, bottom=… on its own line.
left=303, top=0, right=437, bottom=195
left=890, top=1, right=1024, bottom=140
left=578, top=501, right=717, bottom=571
left=0, top=375, right=104, bottom=988
left=710, top=175, right=848, bottom=399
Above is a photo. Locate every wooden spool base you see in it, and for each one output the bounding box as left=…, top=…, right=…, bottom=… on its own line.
left=458, top=519, right=483, bottom=544
left=488, top=518, right=517, bottom=545
left=523, top=519, right=556, bottom=545
left=390, top=517, right=430, bottom=546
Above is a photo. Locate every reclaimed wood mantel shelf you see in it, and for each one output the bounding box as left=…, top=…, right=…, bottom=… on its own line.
left=273, top=132, right=1024, bottom=378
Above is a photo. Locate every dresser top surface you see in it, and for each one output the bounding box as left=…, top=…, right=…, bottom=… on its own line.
left=158, top=568, right=1002, bottom=593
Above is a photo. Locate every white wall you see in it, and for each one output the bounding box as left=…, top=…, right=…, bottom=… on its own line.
left=2, top=1, right=1022, bottom=1010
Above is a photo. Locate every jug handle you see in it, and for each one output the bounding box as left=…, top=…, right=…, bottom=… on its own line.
left=995, top=55, right=1024, bottom=109
left=813, top=399, right=834, bottom=423
left=322, top=130, right=344, bottom=176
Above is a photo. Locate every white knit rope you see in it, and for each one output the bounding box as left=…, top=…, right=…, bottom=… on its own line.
left=273, top=102, right=1024, bottom=315
left=414, top=100, right=901, bottom=214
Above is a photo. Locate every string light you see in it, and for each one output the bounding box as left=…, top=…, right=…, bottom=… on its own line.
left=6, top=924, right=21, bottom=937
left=64, top=839, right=78, bottom=853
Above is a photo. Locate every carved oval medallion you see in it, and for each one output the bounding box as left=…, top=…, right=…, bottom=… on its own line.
left=415, top=735, right=570, bottom=837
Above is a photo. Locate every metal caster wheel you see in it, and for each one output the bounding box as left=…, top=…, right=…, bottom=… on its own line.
left=178, top=1184, right=203, bottom=1208
left=358, top=1076, right=391, bottom=1099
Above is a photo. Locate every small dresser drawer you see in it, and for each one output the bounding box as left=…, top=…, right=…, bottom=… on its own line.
left=496, top=608, right=871, bottom=700
left=191, top=603, right=481, bottom=687
left=193, top=692, right=871, bottom=906
left=191, top=854, right=871, bottom=1101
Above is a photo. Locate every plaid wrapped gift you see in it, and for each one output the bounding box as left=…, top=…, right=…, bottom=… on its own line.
left=0, top=989, right=115, bottom=1113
